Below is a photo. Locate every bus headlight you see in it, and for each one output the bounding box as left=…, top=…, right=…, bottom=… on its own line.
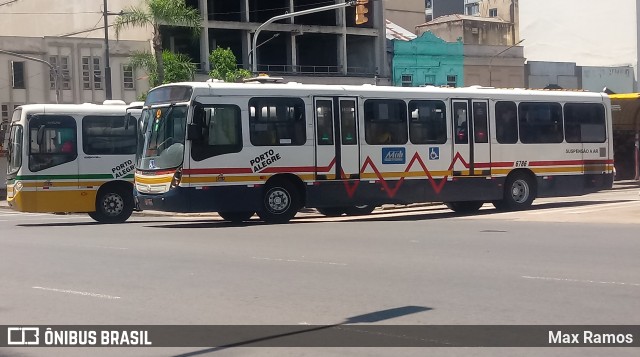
left=170, top=168, right=183, bottom=188
left=15, top=181, right=23, bottom=192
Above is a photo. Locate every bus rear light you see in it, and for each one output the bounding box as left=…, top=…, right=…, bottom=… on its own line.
left=170, top=168, right=183, bottom=188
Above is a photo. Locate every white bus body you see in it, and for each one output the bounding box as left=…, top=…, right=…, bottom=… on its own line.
left=134, top=82, right=614, bottom=223
left=6, top=103, right=140, bottom=222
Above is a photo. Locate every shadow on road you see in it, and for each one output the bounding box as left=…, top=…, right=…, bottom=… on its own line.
left=172, top=306, right=433, bottom=356
left=145, top=199, right=634, bottom=229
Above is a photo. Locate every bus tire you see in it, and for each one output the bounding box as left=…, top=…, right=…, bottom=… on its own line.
left=445, top=201, right=484, bottom=213
left=257, top=180, right=299, bottom=223
left=316, top=207, right=346, bottom=217
left=344, top=205, right=376, bottom=216
left=496, top=172, right=536, bottom=210
left=88, top=186, right=134, bottom=223
left=218, top=211, right=254, bottom=223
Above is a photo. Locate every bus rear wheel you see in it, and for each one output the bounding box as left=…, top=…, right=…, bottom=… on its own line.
left=88, top=187, right=133, bottom=223
left=445, top=201, right=484, bottom=213
left=494, top=172, right=536, bottom=211
left=344, top=205, right=376, bottom=216
left=317, top=207, right=346, bottom=217
left=218, top=211, right=254, bottom=223
left=257, top=180, right=300, bottom=223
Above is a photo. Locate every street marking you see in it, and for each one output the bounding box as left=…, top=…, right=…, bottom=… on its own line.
left=522, top=276, right=640, bottom=287
left=252, top=257, right=347, bottom=266
left=32, top=286, right=121, bottom=299
left=79, top=245, right=129, bottom=251
left=528, top=200, right=640, bottom=215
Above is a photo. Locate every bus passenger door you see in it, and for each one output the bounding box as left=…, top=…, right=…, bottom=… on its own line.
left=313, top=97, right=360, bottom=180
left=452, top=100, right=470, bottom=176
left=471, top=100, right=491, bottom=176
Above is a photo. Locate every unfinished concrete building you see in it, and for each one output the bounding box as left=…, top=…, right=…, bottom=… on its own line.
left=164, top=0, right=388, bottom=84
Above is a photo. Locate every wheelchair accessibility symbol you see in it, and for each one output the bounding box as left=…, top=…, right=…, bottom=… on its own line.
left=429, top=147, right=440, bottom=160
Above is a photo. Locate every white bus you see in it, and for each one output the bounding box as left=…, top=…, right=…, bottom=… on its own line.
left=6, top=102, right=141, bottom=223
left=134, top=81, right=614, bottom=223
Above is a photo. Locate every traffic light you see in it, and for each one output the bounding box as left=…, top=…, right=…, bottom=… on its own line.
left=355, top=0, right=369, bottom=25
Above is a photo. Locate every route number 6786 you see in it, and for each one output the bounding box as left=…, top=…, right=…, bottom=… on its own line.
left=515, top=160, right=528, bottom=167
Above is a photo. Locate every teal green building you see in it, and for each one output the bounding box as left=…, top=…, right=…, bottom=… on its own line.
left=392, top=32, right=464, bottom=87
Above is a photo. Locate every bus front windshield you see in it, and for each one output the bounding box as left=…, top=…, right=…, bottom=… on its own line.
left=7, top=124, right=23, bottom=175
left=138, top=105, right=188, bottom=171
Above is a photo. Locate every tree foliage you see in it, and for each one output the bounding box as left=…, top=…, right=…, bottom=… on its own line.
left=208, top=47, right=251, bottom=83
left=113, top=0, right=201, bottom=84
left=130, top=50, right=196, bottom=87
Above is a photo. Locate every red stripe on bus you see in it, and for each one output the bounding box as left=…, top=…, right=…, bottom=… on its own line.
left=184, top=168, right=253, bottom=175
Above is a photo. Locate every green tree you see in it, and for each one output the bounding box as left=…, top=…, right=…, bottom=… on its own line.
left=208, top=47, right=251, bottom=83
left=130, top=50, right=196, bottom=87
left=113, top=0, right=201, bottom=85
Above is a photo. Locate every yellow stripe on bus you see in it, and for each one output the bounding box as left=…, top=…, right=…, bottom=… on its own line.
left=135, top=175, right=174, bottom=184
left=8, top=190, right=97, bottom=213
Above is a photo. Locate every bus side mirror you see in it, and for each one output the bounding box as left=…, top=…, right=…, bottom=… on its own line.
left=186, top=123, right=203, bottom=141
left=36, top=125, right=45, bottom=145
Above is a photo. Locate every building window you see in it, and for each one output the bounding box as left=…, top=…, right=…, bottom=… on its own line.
left=49, top=56, right=71, bottom=90
left=82, top=56, right=102, bottom=90
left=123, top=65, right=135, bottom=90
left=489, top=8, right=498, bottom=17
left=1, top=105, right=8, bottom=124
left=447, top=75, right=457, bottom=87
left=426, top=0, right=432, bottom=9
left=466, top=3, right=480, bottom=15
left=11, top=61, right=25, bottom=89
left=424, top=75, right=436, bottom=86
left=401, top=74, right=413, bottom=87
left=93, top=57, right=102, bottom=90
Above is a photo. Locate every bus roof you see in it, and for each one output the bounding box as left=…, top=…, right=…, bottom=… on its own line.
left=149, top=81, right=608, bottom=102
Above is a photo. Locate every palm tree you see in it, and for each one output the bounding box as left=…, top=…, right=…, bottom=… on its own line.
left=113, top=0, right=201, bottom=84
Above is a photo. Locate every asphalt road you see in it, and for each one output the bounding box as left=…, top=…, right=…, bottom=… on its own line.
left=0, top=184, right=639, bottom=357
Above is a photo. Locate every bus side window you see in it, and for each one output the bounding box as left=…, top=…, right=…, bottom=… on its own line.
left=191, top=105, right=243, bottom=161
left=28, top=115, right=77, bottom=172
left=495, top=101, right=518, bottom=144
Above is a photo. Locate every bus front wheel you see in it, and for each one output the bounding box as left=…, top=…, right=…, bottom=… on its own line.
left=88, top=186, right=134, bottom=223
left=218, top=211, right=254, bottom=223
left=494, top=173, right=536, bottom=211
left=257, top=180, right=300, bottom=223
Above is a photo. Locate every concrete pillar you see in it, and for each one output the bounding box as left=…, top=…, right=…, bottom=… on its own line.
left=199, top=0, right=210, bottom=72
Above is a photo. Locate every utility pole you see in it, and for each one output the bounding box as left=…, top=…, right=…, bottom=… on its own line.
left=0, top=49, right=60, bottom=103
left=103, top=0, right=113, bottom=100
left=251, top=1, right=356, bottom=73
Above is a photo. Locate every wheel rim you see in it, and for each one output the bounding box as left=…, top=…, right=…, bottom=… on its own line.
left=511, top=179, right=530, bottom=203
left=102, top=192, right=124, bottom=216
left=265, top=187, right=290, bottom=214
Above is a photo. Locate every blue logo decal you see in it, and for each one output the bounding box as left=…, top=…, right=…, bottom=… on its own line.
left=429, top=147, right=440, bottom=160
left=382, top=147, right=406, bottom=164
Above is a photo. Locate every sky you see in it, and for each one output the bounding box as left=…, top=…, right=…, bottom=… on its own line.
left=519, top=0, right=637, bottom=67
